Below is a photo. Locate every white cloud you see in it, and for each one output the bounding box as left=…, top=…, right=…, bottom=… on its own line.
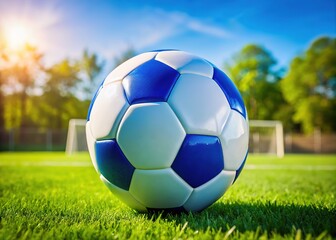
left=164, top=10, right=231, bottom=39
left=98, top=8, right=233, bottom=55
left=186, top=19, right=231, bottom=38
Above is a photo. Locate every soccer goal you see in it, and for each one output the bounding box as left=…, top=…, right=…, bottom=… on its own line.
left=65, top=118, right=284, bottom=157
left=249, top=120, right=284, bottom=158
left=65, top=119, right=88, bottom=154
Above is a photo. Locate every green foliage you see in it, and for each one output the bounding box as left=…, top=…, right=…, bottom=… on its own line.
left=0, top=43, right=7, bottom=130
left=281, top=37, right=336, bottom=133
left=0, top=45, right=43, bottom=130
left=0, top=48, right=104, bottom=131
left=41, top=59, right=80, bottom=129
left=78, top=49, right=104, bottom=100
left=4, top=93, right=22, bottom=129
left=0, top=153, right=335, bottom=239
left=45, top=59, right=79, bottom=96
left=225, top=45, right=287, bottom=121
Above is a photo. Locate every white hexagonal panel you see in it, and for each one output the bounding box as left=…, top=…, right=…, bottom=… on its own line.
left=155, top=51, right=214, bottom=78
left=89, top=81, right=129, bottom=140
left=86, top=121, right=98, bottom=173
left=117, top=102, right=186, bottom=169
left=183, top=170, right=235, bottom=212
left=103, top=52, right=157, bottom=86
left=101, top=175, right=147, bottom=212
left=129, top=169, right=193, bottom=208
left=168, top=73, right=231, bottom=136
left=220, top=110, right=249, bottom=170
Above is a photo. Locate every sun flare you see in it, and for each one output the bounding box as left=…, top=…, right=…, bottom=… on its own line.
left=4, top=23, right=35, bottom=50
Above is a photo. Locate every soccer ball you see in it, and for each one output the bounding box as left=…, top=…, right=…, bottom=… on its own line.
left=86, top=50, right=249, bottom=212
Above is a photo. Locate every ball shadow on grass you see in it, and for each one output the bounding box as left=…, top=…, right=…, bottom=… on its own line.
left=144, top=201, right=336, bottom=237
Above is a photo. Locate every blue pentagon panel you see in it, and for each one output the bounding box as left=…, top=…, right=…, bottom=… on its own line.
left=95, top=140, right=135, bottom=190
left=87, top=82, right=103, bottom=121
left=122, top=59, right=180, bottom=104
left=233, top=151, right=248, bottom=184
left=172, top=135, right=224, bottom=188
left=103, top=52, right=157, bottom=86
left=212, top=67, right=246, bottom=118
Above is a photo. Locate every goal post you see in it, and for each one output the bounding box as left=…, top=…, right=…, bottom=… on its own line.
left=65, top=119, right=88, bottom=154
left=249, top=120, right=284, bottom=158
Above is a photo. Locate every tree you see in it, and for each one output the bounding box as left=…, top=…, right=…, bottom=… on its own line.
left=78, top=49, right=104, bottom=100
left=225, top=44, right=285, bottom=121
left=0, top=44, right=43, bottom=131
left=0, top=42, right=7, bottom=132
left=42, top=59, right=81, bottom=129
left=281, top=37, right=336, bottom=133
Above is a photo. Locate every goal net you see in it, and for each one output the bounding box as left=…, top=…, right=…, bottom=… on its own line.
left=65, top=119, right=88, bottom=154
left=249, top=120, right=284, bottom=158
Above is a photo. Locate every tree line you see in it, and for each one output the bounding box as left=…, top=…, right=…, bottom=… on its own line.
left=226, top=37, right=335, bottom=133
left=0, top=37, right=335, bottom=135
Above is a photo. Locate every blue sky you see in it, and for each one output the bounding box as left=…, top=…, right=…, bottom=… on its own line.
left=0, top=0, right=335, bottom=70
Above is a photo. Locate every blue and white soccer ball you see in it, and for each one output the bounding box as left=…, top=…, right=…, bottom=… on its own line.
left=86, top=50, right=249, bottom=212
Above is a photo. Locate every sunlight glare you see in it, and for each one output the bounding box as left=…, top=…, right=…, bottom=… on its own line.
left=4, top=23, right=34, bottom=50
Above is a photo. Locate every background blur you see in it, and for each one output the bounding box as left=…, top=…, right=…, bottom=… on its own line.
left=0, top=0, right=335, bottom=153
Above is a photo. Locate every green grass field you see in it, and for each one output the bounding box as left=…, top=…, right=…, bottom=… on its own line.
left=0, top=153, right=335, bottom=239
